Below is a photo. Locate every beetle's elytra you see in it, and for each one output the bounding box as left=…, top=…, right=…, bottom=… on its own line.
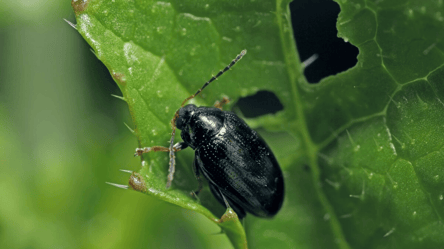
left=135, top=50, right=284, bottom=219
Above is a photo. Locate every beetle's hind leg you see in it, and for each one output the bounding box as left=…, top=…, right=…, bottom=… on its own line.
left=134, top=142, right=188, bottom=157
left=214, top=97, right=230, bottom=110
left=190, top=157, right=203, bottom=200
left=209, top=184, right=247, bottom=219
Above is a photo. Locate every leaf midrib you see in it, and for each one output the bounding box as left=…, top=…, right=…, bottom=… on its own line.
left=275, top=1, right=351, bottom=248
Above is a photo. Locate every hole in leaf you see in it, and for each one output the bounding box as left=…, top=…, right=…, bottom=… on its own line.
left=235, top=91, right=284, bottom=118
left=290, top=0, right=359, bottom=83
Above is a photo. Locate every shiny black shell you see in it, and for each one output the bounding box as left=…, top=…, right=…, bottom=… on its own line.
left=176, top=104, right=284, bottom=218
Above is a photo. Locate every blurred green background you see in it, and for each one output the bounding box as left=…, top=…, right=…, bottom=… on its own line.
left=0, top=1, right=231, bottom=248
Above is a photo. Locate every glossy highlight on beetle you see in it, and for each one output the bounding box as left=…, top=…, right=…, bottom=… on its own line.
left=135, top=50, right=284, bottom=219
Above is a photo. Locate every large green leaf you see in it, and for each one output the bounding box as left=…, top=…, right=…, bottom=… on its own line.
left=72, top=0, right=444, bottom=248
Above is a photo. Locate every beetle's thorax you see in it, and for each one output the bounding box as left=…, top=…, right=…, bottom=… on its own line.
left=176, top=104, right=225, bottom=149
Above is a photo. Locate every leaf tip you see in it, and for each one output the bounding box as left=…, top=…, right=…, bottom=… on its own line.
left=63, top=18, right=77, bottom=30
left=111, top=94, right=126, bottom=102
left=105, top=182, right=129, bottom=190
left=383, top=227, right=396, bottom=237
left=119, top=169, right=133, bottom=174
left=123, top=122, right=135, bottom=135
left=302, top=53, right=318, bottom=68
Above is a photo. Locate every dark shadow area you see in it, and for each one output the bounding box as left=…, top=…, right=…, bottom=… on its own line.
left=290, top=0, right=359, bottom=83
left=81, top=42, right=124, bottom=117
left=235, top=91, right=284, bottom=118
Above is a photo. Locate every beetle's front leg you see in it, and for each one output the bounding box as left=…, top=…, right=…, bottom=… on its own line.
left=191, top=157, right=203, bottom=199
left=134, top=142, right=188, bottom=157
left=214, top=97, right=230, bottom=110
left=165, top=142, right=189, bottom=189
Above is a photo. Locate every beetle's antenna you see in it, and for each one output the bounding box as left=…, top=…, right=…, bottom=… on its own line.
left=166, top=50, right=247, bottom=189
left=180, top=49, right=247, bottom=107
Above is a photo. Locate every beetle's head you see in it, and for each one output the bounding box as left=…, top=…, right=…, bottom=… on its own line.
left=175, top=104, right=197, bottom=130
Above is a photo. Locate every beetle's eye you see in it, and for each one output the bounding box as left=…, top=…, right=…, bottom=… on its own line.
left=176, top=104, right=197, bottom=130
left=176, top=115, right=186, bottom=130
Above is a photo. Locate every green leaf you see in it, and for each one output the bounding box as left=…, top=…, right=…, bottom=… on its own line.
left=73, top=0, right=444, bottom=248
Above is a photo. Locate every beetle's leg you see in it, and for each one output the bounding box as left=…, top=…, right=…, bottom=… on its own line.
left=219, top=192, right=231, bottom=209
left=134, top=146, right=168, bottom=156
left=209, top=184, right=247, bottom=219
left=172, top=141, right=189, bottom=150
left=190, top=157, right=203, bottom=199
left=135, top=142, right=188, bottom=189
left=214, top=97, right=230, bottom=110
left=165, top=142, right=188, bottom=189
left=134, top=142, right=188, bottom=157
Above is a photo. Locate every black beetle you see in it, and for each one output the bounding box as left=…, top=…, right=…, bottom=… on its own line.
left=134, top=50, right=284, bottom=219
